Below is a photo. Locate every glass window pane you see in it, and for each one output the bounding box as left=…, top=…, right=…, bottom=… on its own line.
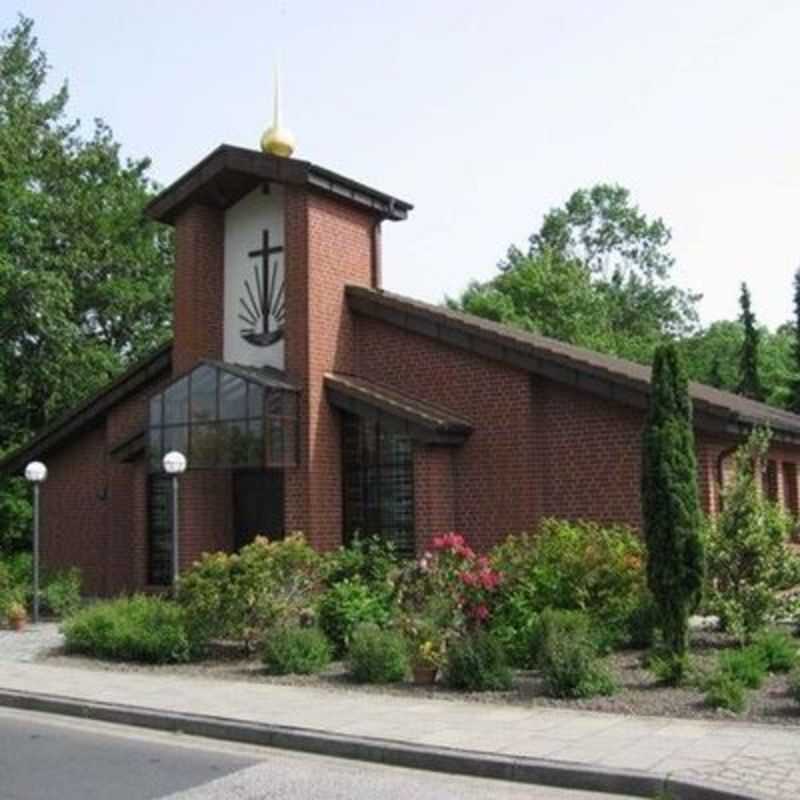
left=191, top=365, right=217, bottom=422
left=191, top=423, right=219, bottom=468
left=149, top=394, right=162, bottom=426
left=163, top=425, right=188, bottom=462
left=220, top=373, right=247, bottom=420
left=247, top=420, right=264, bottom=464
left=163, top=378, right=189, bottom=425
left=248, top=385, right=264, bottom=419
left=265, top=389, right=283, bottom=418
left=218, top=420, right=250, bottom=466
left=148, top=427, right=162, bottom=472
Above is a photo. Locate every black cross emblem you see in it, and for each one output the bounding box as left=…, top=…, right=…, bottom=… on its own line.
left=239, top=228, right=286, bottom=347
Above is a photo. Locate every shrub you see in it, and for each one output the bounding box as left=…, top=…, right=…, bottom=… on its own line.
left=63, top=596, right=192, bottom=664
left=491, top=519, right=645, bottom=650
left=317, top=579, right=392, bottom=656
left=261, top=626, right=331, bottom=675
left=705, top=671, right=747, bottom=713
left=647, top=650, right=690, bottom=687
left=322, top=535, right=400, bottom=590
left=347, top=623, right=408, bottom=683
left=790, top=667, right=800, bottom=703
left=178, top=534, right=322, bottom=651
left=718, top=648, right=767, bottom=689
left=624, top=592, right=660, bottom=650
left=705, top=428, right=800, bottom=642
left=488, top=590, right=540, bottom=668
left=445, top=632, right=512, bottom=692
left=536, top=609, right=616, bottom=699
left=752, top=630, right=798, bottom=673
left=42, top=568, right=82, bottom=618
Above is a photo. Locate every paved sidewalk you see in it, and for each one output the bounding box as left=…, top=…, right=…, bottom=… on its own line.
left=0, top=652, right=798, bottom=800
left=0, top=622, right=62, bottom=662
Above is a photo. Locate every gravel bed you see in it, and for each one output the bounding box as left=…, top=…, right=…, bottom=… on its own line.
left=41, top=632, right=800, bottom=726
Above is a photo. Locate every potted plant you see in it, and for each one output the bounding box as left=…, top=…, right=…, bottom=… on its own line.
left=7, top=601, right=27, bottom=632
left=402, top=612, right=447, bottom=685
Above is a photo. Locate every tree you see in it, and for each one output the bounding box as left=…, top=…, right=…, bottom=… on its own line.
left=641, top=344, right=704, bottom=680
left=450, top=184, right=700, bottom=364
left=0, top=16, right=173, bottom=549
left=789, top=268, right=800, bottom=413
left=737, top=283, right=764, bottom=401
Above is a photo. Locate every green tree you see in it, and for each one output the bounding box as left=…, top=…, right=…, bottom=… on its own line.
left=789, top=268, right=800, bottom=413
left=450, top=184, right=700, bottom=364
left=641, top=344, right=704, bottom=679
left=0, top=16, right=173, bottom=549
left=737, top=283, right=764, bottom=401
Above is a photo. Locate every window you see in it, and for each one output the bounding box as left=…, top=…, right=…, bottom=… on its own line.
left=148, top=363, right=298, bottom=471
left=782, top=462, right=798, bottom=515
left=342, top=413, right=414, bottom=555
left=148, top=475, right=173, bottom=585
left=765, top=460, right=779, bottom=503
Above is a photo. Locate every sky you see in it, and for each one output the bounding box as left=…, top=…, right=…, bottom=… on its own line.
left=7, top=0, right=800, bottom=330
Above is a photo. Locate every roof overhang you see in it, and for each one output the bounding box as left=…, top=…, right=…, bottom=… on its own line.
left=146, top=145, right=413, bottom=225
left=325, top=373, right=472, bottom=445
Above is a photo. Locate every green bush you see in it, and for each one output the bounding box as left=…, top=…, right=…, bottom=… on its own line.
left=705, top=671, right=747, bottom=713
left=705, top=428, right=800, bottom=642
left=752, top=630, right=799, bottom=673
left=63, top=596, right=192, bottom=664
left=317, top=579, right=392, bottom=656
left=322, top=535, right=400, bottom=590
left=718, top=648, right=767, bottom=689
left=624, top=592, right=660, bottom=650
left=261, top=626, right=332, bottom=675
left=789, top=667, right=800, bottom=703
left=647, top=650, right=690, bottom=687
left=177, top=534, right=322, bottom=651
left=42, top=568, right=82, bottom=618
left=491, top=519, right=645, bottom=650
left=488, top=588, right=540, bottom=668
left=445, top=632, right=512, bottom=692
left=536, top=609, right=616, bottom=699
left=347, top=623, right=408, bottom=683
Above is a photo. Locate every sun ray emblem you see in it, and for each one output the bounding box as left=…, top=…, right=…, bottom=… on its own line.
left=239, top=228, right=285, bottom=347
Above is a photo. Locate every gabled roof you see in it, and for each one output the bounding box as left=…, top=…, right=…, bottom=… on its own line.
left=0, top=342, right=173, bottom=474
left=346, top=286, right=800, bottom=443
left=325, top=373, right=472, bottom=445
left=145, top=145, right=413, bottom=225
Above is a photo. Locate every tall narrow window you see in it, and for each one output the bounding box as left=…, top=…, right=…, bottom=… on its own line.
left=765, top=460, right=779, bottom=503
left=147, top=475, right=173, bottom=586
left=342, top=413, right=414, bottom=555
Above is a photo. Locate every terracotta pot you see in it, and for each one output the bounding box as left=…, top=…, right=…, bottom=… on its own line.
left=412, top=663, right=438, bottom=686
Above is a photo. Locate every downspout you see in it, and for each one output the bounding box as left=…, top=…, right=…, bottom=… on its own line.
left=371, top=220, right=382, bottom=289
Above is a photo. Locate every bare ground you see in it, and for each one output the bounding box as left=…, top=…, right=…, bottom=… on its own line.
left=39, top=631, right=800, bottom=726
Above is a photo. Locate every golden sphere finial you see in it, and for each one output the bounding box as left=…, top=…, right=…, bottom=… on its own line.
left=261, top=66, right=295, bottom=158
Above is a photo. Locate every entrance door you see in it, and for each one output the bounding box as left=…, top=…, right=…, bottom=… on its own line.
left=233, top=469, right=284, bottom=550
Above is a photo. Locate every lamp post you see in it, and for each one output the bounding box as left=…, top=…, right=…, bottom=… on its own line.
left=24, top=461, right=48, bottom=624
left=162, top=451, right=187, bottom=588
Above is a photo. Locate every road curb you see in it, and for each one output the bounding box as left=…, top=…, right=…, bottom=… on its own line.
left=0, top=688, right=767, bottom=800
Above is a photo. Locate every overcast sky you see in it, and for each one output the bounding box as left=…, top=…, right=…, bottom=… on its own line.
left=8, top=1, right=800, bottom=330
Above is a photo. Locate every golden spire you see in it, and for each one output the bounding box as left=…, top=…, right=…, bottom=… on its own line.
left=260, top=65, right=296, bottom=158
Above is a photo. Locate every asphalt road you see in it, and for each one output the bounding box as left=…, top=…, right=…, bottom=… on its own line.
left=0, top=707, right=636, bottom=800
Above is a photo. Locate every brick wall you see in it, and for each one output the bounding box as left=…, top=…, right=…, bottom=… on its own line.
left=172, top=204, right=225, bottom=376
left=284, top=191, right=377, bottom=549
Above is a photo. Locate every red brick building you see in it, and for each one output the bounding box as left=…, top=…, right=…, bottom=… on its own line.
left=5, top=144, right=800, bottom=596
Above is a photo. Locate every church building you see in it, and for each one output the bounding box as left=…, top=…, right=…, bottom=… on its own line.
left=5, top=109, right=800, bottom=596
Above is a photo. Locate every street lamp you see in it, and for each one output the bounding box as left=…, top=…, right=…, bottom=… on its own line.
left=162, top=451, right=187, bottom=588
left=24, top=460, right=47, bottom=624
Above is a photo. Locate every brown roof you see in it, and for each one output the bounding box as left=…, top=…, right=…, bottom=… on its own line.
left=346, top=286, right=800, bottom=443
left=0, top=343, right=172, bottom=474
left=146, top=145, right=413, bottom=225
left=324, top=373, right=472, bottom=444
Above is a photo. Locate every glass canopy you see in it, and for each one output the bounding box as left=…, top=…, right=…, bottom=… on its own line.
left=148, top=362, right=298, bottom=471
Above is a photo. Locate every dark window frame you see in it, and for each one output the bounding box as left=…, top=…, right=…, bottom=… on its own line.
left=341, top=412, right=415, bottom=556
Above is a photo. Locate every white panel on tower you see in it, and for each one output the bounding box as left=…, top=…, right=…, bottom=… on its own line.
left=223, top=185, right=286, bottom=369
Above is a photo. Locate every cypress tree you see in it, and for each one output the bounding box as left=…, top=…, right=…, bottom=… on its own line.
left=789, top=268, right=800, bottom=413
left=642, top=344, right=704, bottom=677
left=737, top=283, right=764, bottom=401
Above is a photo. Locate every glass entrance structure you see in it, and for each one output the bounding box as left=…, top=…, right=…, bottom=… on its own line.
left=148, top=361, right=299, bottom=472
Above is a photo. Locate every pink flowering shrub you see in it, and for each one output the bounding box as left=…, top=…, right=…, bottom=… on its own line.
left=399, top=533, right=503, bottom=660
